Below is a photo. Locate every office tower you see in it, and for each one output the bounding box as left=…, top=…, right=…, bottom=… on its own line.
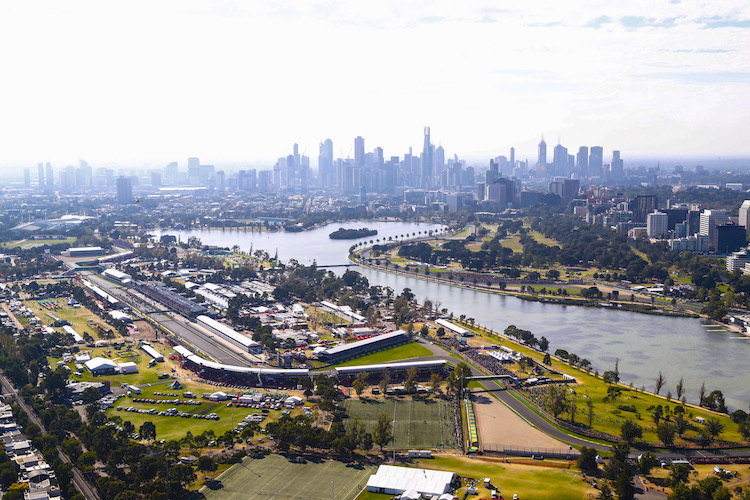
left=198, top=164, right=214, bottom=185
left=563, top=179, right=580, bottom=201
left=537, top=137, right=547, bottom=176
left=739, top=200, right=750, bottom=235
left=61, top=166, right=75, bottom=192
left=700, top=210, right=730, bottom=251
left=187, top=157, right=200, bottom=185
left=116, top=176, right=132, bottom=205
left=164, top=162, right=179, bottom=185
left=485, top=159, right=500, bottom=186
left=716, top=223, right=746, bottom=254
left=510, top=147, right=515, bottom=169
left=647, top=212, right=669, bottom=238
left=45, top=163, right=53, bottom=187
left=610, top=150, right=623, bottom=179
left=318, top=138, right=334, bottom=188
left=435, top=145, right=445, bottom=182
left=354, top=136, right=365, bottom=168
left=24, top=168, right=31, bottom=186
left=632, top=195, right=658, bottom=223
left=589, top=146, right=603, bottom=178
left=76, top=160, right=92, bottom=187
left=151, top=172, right=162, bottom=187
left=553, top=143, right=568, bottom=177
left=576, top=147, right=589, bottom=177
left=37, top=163, right=44, bottom=186
left=422, top=126, right=433, bottom=188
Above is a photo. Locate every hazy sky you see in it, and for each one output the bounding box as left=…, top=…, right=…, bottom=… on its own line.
left=1, top=0, right=748, bottom=170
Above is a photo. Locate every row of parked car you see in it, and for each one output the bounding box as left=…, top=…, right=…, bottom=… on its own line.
left=131, top=397, right=201, bottom=406
left=117, top=405, right=220, bottom=420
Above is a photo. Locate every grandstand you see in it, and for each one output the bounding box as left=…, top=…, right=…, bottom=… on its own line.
left=80, top=279, right=120, bottom=308
left=335, top=359, right=448, bottom=384
left=197, top=315, right=261, bottom=354
left=138, top=281, right=207, bottom=316
left=173, top=345, right=308, bottom=387
left=316, top=330, right=409, bottom=364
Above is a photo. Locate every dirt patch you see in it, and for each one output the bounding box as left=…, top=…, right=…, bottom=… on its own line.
left=471, top=388, right=565, bottom=452
left=130, top=320, right=158, bottom=340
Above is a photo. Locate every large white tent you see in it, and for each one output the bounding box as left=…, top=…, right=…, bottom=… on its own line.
left=366, top=465, right=455, bottom=497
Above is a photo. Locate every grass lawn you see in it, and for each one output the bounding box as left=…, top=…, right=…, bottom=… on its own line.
left=341, top=397, right=458, bottom=449
left=107, top=381, right=313, bottom=442
left=48, top=341, right=176, bottom=387
left=356, top=455, right=592, bottom=500
left=499, top=236, right=523, bottom=253
left=202, top=451, right=375, bottom=500
left=1, top=237, right=76, bottom=249
left=25, top=299, right=114, bottom=341
left=528, top=231, right=560, bottom=247
left=453, top=322, right=743, bottom=445
left=333, top=343, right=433, bottom=367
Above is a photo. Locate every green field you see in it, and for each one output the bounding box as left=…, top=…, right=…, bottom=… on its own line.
left=333, top=343, right=432, bottom=367
left=202, top=452, right=375, bottom=500
left=106, top=381, right=311, bottom=441
left=499, top=235, right=524, bottom=253
left=341, top=398, right=458, bottom=449
left=1, top=237, right=76, bottom=249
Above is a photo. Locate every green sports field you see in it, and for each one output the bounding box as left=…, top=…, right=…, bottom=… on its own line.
left=201, top=452, right=375, bottom=500
left=341, top=398, right=458, bottom=450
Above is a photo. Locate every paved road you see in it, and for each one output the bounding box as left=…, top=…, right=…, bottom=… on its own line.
left=0, top=373, right=100, bottom=500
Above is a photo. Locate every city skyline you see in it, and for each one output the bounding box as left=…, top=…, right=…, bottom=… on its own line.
left=0, top=0, right=748, bottom=169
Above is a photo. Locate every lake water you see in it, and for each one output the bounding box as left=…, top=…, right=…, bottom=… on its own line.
left=159, top=221, right=750, bottom=410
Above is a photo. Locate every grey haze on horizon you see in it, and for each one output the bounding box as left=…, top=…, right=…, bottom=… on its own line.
left=0, top=0, right=748, bottom=169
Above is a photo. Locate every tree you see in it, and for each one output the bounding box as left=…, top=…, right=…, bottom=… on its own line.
left=676, top=377, right=685, bottom=402
left=638, top=452, right=659, bottom=477
left=429, top=373, right=442, bottom=392
left=543, top=353, right=551, bottom=366
left=577, top=447, right=599, bottom=475
left=656, top=421, right=677, bottom=446
left=587, top=399, right=595, bottom=428
left=655, top=371, right=665, bottom=395
left=668, top=463, right=691, bottom=487
left=699, top=382, right=706, bottom=406
left=620, top=420, right=643, bottom=444
left=373, top=413, right=393, bottom=452
left=197, top=455, right=217, bottom=477
left=420, top=324, right=430, bottom=337
left=538, top=336, right=549, bottom=352
left=81, top=386, right=102, bottom=404
left=379, top=373, right=391, bottom=394
left=404, top=367, right=418, bottom=393
left=353, top=372, right=369, bottom=396
left=139, top=421, right=156, bottom=442
left=705, top=418, right=725, bottom=439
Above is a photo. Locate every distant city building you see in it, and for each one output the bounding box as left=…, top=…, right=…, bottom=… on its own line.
left=631, top=195, right=658, bottom=223
left=726, top=183, right=744, bottom=191
left=24, top=168, right=31, bottom=187
left=647, top=212, right=669, bottom=238
left=37, top=162, right=44, bottom=187
left=537, top=137, right=547, bottom=177
left=589, top=146, right=603, bottom=178
left=116, top=176, right=132, bottom=205
left=727, top=247, right=750, bottom=272
left=576, top=146, right=589, bottom=177
left=739, top=200, right=750, bottom=235
left=716, top=223, right=746, bottom=254
left=45, top=162, right=53, bottom=187
left=699, top=209, right=729, bottom=251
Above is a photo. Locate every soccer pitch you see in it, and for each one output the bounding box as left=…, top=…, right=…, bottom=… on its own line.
left=202, top=452, right=375, bottom=500
left=341, top=398, right=458, bottom=450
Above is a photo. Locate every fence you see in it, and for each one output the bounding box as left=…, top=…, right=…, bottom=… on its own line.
left=481, top=444, right=580, bottom=460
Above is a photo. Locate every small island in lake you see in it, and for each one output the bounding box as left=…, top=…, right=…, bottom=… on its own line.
left=329, top=227, right=378, bottom=240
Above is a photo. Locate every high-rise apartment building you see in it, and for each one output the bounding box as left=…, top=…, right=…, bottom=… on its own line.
left=318, top=138, right=334, bottom=188
left=37, top=163, right=45, bottom=186
left=45, top=163, right=53, bottom=187
left=24, top=168, right=31, bottom=186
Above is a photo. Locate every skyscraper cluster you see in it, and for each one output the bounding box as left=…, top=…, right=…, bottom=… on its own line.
left=537, top=137, right=620, bottom=181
